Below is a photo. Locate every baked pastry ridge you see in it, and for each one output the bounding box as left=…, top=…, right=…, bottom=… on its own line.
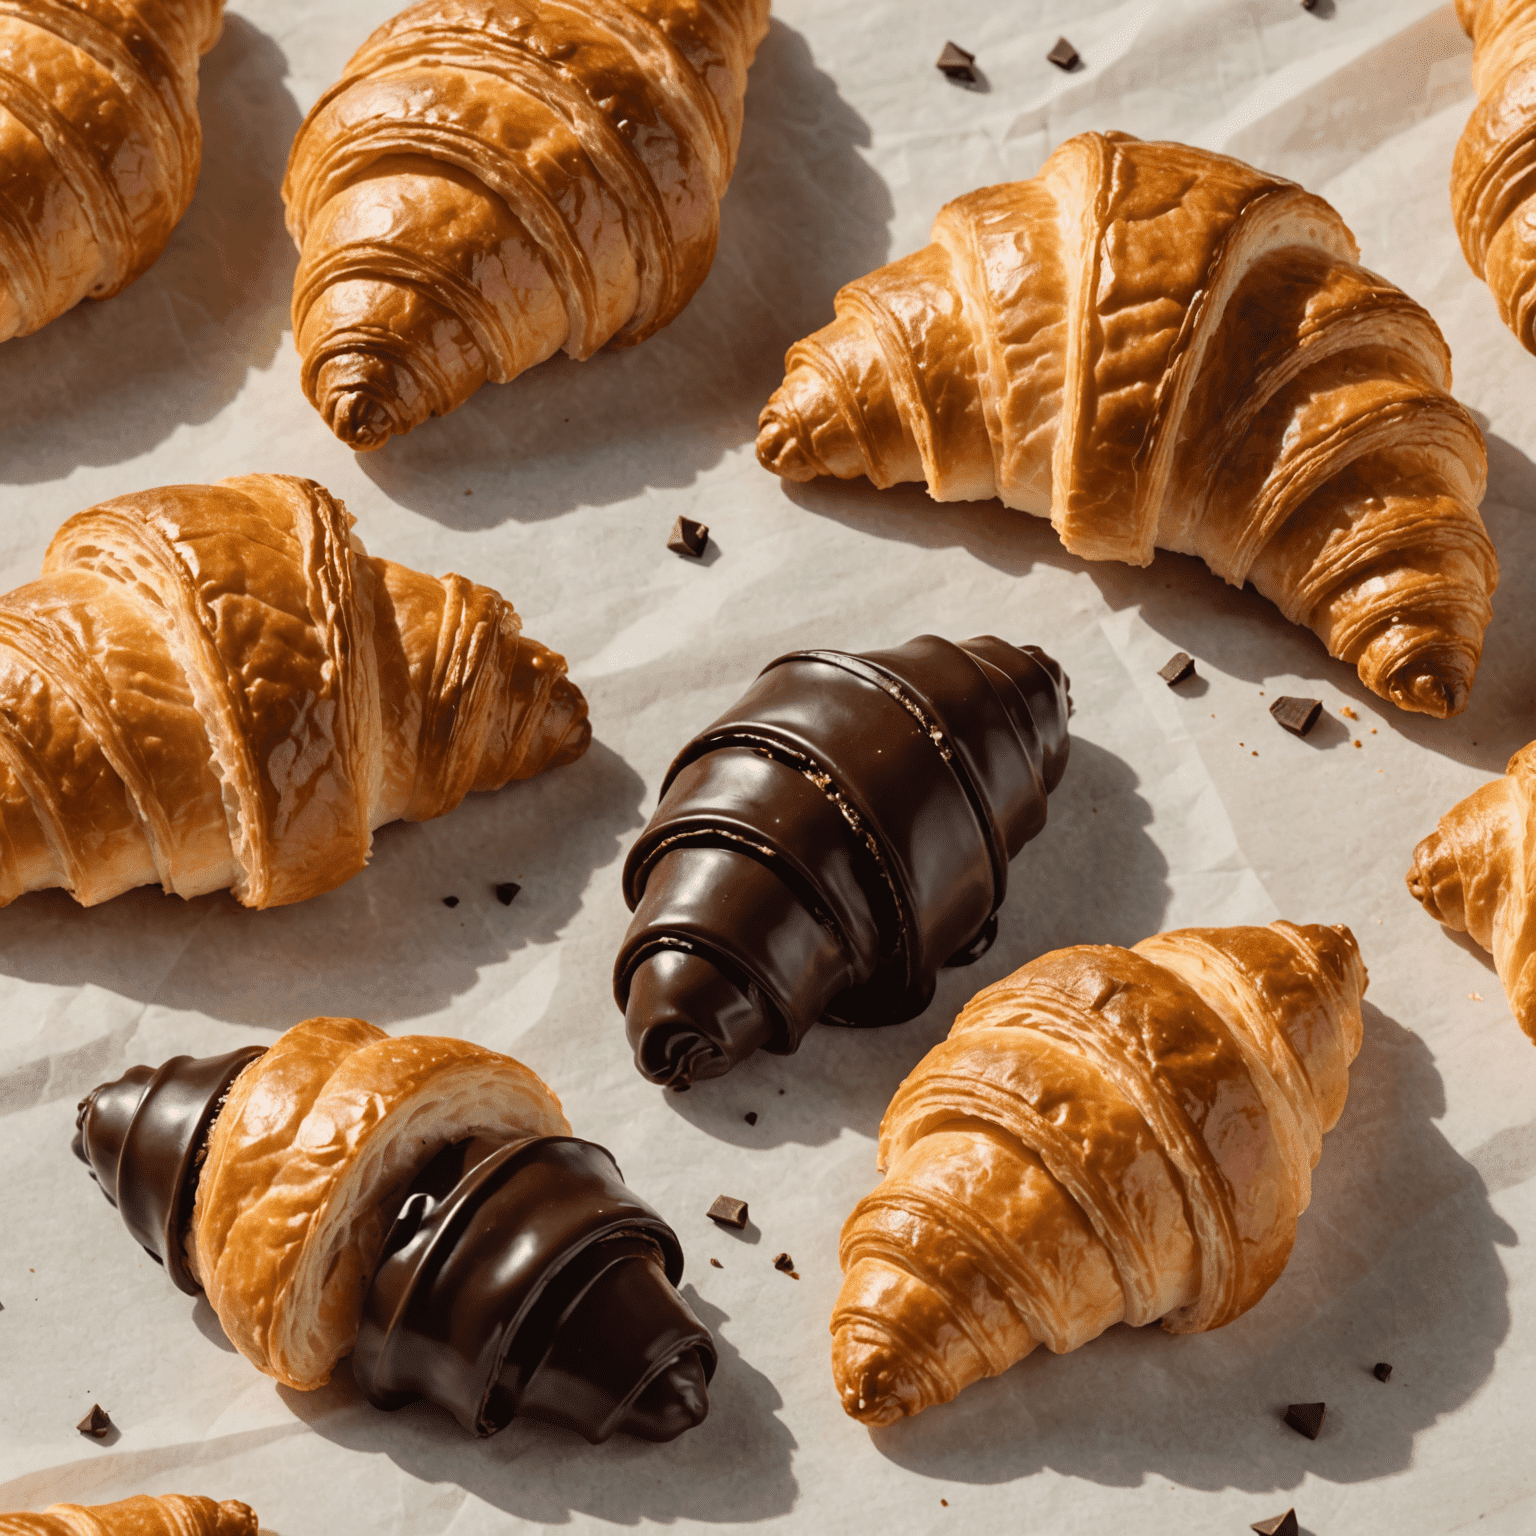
left=0, top=1495, right=256, bottom=1535
left=831, top=921, right=1366, bottom=1424
left=758, top=130, right=1496, bottom=719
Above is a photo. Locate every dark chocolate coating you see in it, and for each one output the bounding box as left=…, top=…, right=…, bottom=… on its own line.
left=73, top=1046, right=268, bottom=1293
left=615, top=634, right=1070, bottom=1086
left=74, top=1051, right=713, bottom=1444
left=354, top=1135, right=715, bottom=1443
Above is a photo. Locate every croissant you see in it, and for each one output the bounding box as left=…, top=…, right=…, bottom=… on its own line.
left=75, top=1018, right=716, bottom=1442
left=615, top=634, right=1071, bottom=1087
left=282, top=0, right=771, bottom=448
left=758, top=131, right=1496, bottom=719
left=1451, top=0, right=1536, bottom=351
left=1407, top=742, right=1536, bottom=1043
left=831, top=920, right=1366, bottom=1424
left=0, top=0, right=223, bottom=341
left=0, top=473, right=588, bottom=911
left=0, top=1496, right=255, bottom=1536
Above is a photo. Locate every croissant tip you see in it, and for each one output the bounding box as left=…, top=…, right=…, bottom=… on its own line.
left=1384, top=660, right=1470, bottom=718
left=755, top=407, right=821, bottom=483
left=831, top=1326, right=923, bottom=1426
left=325, top=390, right=398, bottom=451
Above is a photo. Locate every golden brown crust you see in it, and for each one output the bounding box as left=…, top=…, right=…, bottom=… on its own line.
left=192, top=1016, right=571, bottom=1389
left=758, top=131, right=1496, bottom=718
left=0, top=474, right=589, bottom=911
left=0, top=0, right=223, bottom=342
left=1407, top=742, right=1536, bottom=1043
left=831, top=921, right=1366, bottom=1425
left=0, top=1494, right=257, bottom=1535
left=281, top=0, right=771, bottom=448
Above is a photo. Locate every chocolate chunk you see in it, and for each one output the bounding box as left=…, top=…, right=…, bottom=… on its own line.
left=494, top=882, right=521, bottom=906
left=76, top=1404, right=111, bottom=1438
left=935, top=41, right=977, bottom=82
left=442, top=895, right=459, bottom=908
left=1374, top=1361, right=1393, bottom=1382
left=1158, top=651, right=1196, bottom=686
left=706, top=1195, right=749, bottom=1230
left=1283, top=1401, right=1325, bottom=1439
left=1270, top=696, right=1323, bottom=736
left=667, top=516, right=709, bottom=559
left=1047, top=36, right=1080, bottom=71
left=773, top=1252, right=799, bottom=1278
left=1301, top=0, right=1318, bottom=9
left=1250, top=1513, right=1298, bottom=1536
left=709, top=1258, right=722, bottom=1269
left=743, top=1112, right=758, bottom=1126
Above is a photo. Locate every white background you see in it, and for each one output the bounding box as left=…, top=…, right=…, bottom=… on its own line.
left=1, top=1, right=1534, bottom=1532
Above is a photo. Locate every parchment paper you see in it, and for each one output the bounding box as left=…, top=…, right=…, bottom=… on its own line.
left=2, top=1, right=1534, bottom=1532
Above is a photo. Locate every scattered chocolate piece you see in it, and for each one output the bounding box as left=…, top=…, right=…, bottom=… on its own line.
left=1283, top=1401, right=1326, bottom=1440
left=494, top=881, right=521, bottom=906
left=773, top=1252, right=800, bottom=1279
left=935, top=41, right=977, bottom=83
left=667, top=515, right=709, bottom=559
left=1047, top=36, right=1080, bottom=71
left=744, top=1111, right=758, bottom=1126
left=1158, top=651, right=1196, bottom=686
left=76, top=1404, right=111, bottom=1438
left=442, top=895, right=459, bottom=908
left=706, top=1195, right=749, bottom=1230
left=709, top=1258, right=723, bottom=1269
left=1251, top=1512, right=1298, bottom=1536
left=1301, top=0, right=1318, bottom=9
left=1374, top=1361, right=1393, bottom=1382
left=1270, top=696, right=1322, bottom=737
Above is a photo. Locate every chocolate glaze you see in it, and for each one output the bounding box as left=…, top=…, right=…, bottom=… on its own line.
left=615, top=635, right=1071, bottom=1087
left=74, top=1050, right=713, bottom=1443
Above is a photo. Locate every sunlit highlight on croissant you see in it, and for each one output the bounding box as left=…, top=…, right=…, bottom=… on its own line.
left=0, top=473, right=589, bottom=910
left=282, top=0, right=771, bottom=448
left=831, top=920, right=1366, bottom=1425
left=759, top=131, right=1496, bottom=719
left=0, top=1495, right=256, bottom=1536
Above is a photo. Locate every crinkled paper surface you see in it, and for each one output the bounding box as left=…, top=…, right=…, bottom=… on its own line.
left=2, top=1, right=1535, bottom=1533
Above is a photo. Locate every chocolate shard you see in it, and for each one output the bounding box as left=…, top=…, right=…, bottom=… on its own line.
left=1301, top=0, right=1318, bottom=9
left=614, top=635, right=1072, bottom=1086
left=354, top=1136, right=715, bottom=1444
left=1283, top=1401, right=1326, bottom=1439
left=443, top=895, right=460, bottom=908
left=72, top=1046, right=268, bottom=1294
left=1250, top=1512, right=1298, bottom=1536
left=494, top=882, right=521, bottom=906
left=667, top=516, right=709, bottom=559
left=773, top=1252, right=798, bottom=1278
left=936, top=41, right=977, bottom=82
left=1158, top=651, right=1196, bottom=686
left=1047, top=36, right=1080, bottom=70
left=709, top=1258, right=722, bottom=1269
left=1270, top=696, right=1323, bottom=736
left=706, top=1195, right=749, bottom=1230
left=743, top=1111, right=758, bottom=1126
left=1374, top=1361, right=1393, bottom=1382
left=76, top=1404, right=111, bottom=1438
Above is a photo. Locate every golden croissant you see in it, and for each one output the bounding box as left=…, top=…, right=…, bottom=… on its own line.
left=1408, top=742, right=1536, bottom=1042
left=0, top=0, right=224, bottom=342
left=0, top=1495, right=255, bottom=1536
left=282, top=0, right=771, bottom=448
left=832, top=920, right=1366, bottom=1425
left=1451, top=0, right=1536, bottom=351
left=758, top=130, right=1496, bottom=719
left=0, top=473, right=588, bottom=910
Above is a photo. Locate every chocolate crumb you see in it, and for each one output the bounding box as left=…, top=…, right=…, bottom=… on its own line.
left=709, top=1258, right=723, bottom=1269
left=773, top=1252, right=800, bottom=1279
left=935, top=41, right=977, bottom=82
left=744, top=1111, right=758, bottom=1126
left=1047, top=36, right=1080, bottom=70
left=494, top=881, right=521, bottom=906
left=1374, top=1361, right=1393, bottom=1382
left=667, top=515, right=709, bottom=559
left=442, top=895, right=459, bottom=908
left=1301, top=0, right=1318, bottom=9
left=77, top=1404, right=111, bottom=1438
left=1251, top=1512, right=1298, bottom=1536
left=707, top=1195, right=749, bottom=1230
left=1283, top=1401, right=1325, bottom=1440
left=1158, top=651, right=1196, bottom=686
left=1270, top=696, right=1322, bottom=736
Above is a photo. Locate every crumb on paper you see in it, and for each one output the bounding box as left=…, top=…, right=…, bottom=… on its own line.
left=1342, top=706, right=1358, bottom=719
left=1470, top=992, right=1483, bottom=1001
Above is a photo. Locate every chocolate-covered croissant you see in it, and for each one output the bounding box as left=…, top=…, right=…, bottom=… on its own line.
left=0, top=1495, right=255, bottom=1536
left=74, top=1019, right=714, bottom=1444
left=614, top=634, right=1071, bottom=1086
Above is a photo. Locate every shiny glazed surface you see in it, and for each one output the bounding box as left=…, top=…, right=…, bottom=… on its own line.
left=0, top=1494, right=257, bottom=1535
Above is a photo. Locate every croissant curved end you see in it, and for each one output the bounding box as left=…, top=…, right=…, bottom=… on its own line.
left=831, top=1322, right=929, bottom=1427
left=1406, top=829, right=1455, bottom=926
left=325, top=387, right=400, bottom=452
left=755, top=405, right=822, bottom=482
left=1385, top=656, right=1471, bottom=719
